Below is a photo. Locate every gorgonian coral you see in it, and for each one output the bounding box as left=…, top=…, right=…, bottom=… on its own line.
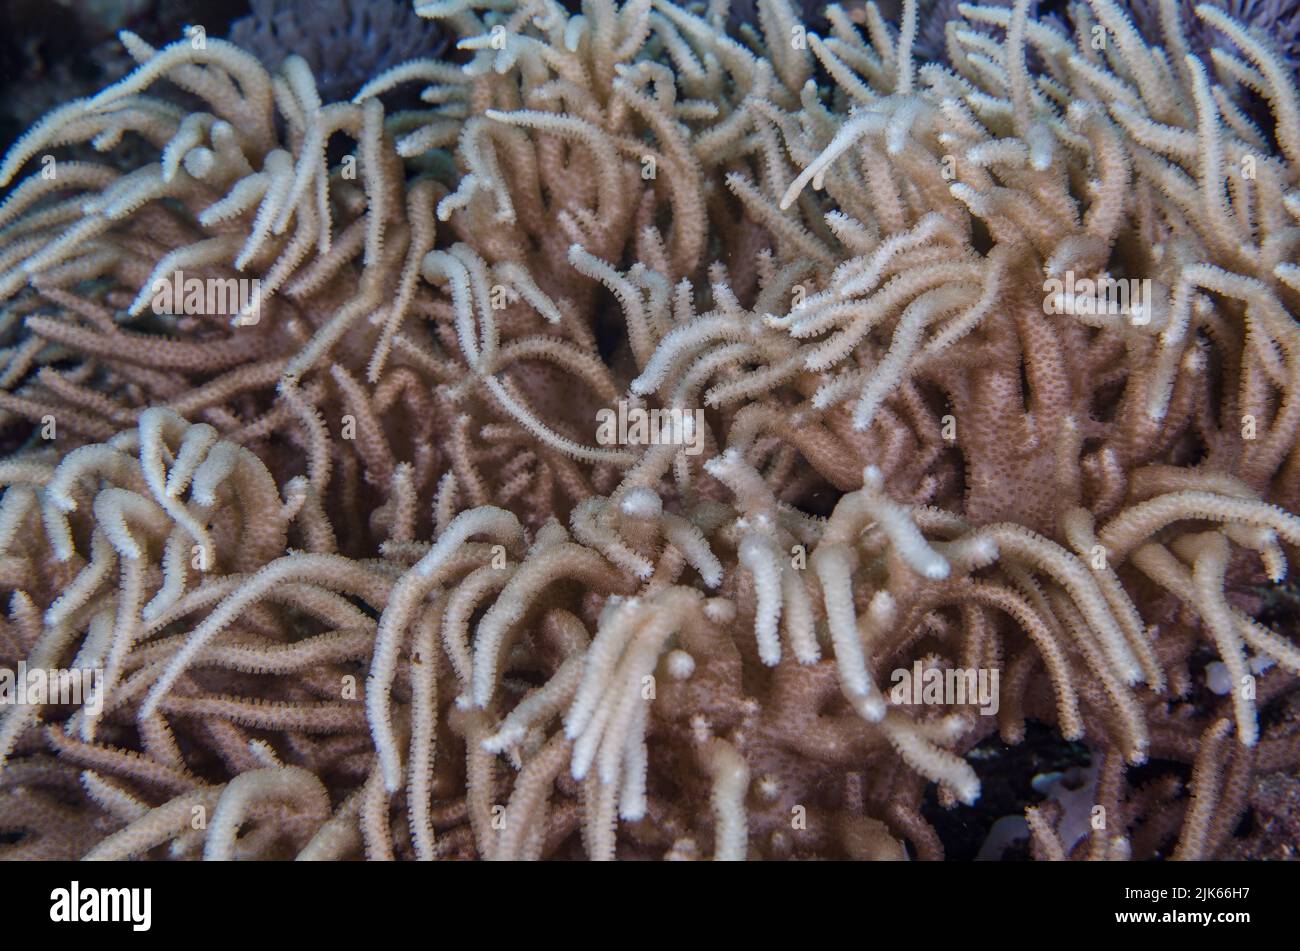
left=1131, top=0, right=1300, bottom=73
left=0, top=0, right=1297, bottom=861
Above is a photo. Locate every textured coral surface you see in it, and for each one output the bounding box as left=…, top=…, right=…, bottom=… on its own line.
left=0, top=0, right=1298, bottom=861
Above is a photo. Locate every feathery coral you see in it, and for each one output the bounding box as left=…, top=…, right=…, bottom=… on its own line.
left=0, top=0, right=1297, bottom=861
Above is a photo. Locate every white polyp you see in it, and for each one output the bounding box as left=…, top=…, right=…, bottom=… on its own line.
left=619, top=486, right=662, bottom=520
left=738, top=533, right=783, bottom=666
left=666, top=649, right=696, bottom=680
left=704, top=598, right=736, bottom=623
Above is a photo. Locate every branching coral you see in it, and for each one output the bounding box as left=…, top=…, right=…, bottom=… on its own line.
left=0, top=0, right=1297, bottom=861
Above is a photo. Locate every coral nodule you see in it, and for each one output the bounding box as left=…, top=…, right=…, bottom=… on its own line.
left=0, top=0, right=1298, bottom=862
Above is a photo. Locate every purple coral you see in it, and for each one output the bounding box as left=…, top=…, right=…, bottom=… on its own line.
left=227, top=0, right=447, bottom=103
left=1129, top=0, right=1300, bottom=71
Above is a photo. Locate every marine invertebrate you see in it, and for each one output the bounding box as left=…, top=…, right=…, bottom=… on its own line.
left=0, top=0, right=1297, bottom=861
left=1131, top=0, right=1300, bottom=74
left=228, top=0, right=450, bottom=102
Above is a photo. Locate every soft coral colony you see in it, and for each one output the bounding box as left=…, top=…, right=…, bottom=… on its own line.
left=0, top=0, right=1297, bottom=861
